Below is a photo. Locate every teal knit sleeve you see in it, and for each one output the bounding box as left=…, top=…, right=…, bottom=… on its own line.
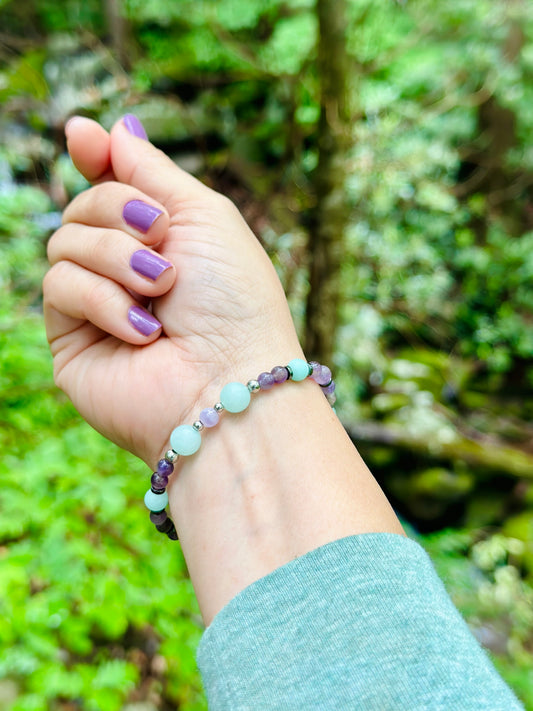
left=197, top=533, right=524, bottom=710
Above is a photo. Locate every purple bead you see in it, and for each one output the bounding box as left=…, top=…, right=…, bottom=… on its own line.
left=157, top=459, right=174, bottom=476
left=322, top=380, right=336, bottom=395
left=151, top=471, right=168, bottom=489
left=271, top=366, right=289, bottom=384
left=312, top=365, right=332, bottom=386
left=200, top=407, right=219, bottom=428
left=258, top=372, right=275, bottom=390
left=150, top=510, right=168, bottom=525
left=308, top=361, right=320, bottom=375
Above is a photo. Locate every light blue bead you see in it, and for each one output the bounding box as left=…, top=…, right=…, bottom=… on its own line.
left=287, top=358, right=311, bottom=382
left=144, top=488, right=169, bottom=511
left=220, top=382, right=251, bottom=413
left=170, top=424, right=202, bottom=455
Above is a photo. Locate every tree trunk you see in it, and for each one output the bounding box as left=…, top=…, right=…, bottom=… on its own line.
left=104, top=0, right=130, bottom=70
left=305, top=0, right=352, bottom=363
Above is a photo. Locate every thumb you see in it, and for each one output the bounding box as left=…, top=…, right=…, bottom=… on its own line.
left=110, top=115, right=217, bottom=212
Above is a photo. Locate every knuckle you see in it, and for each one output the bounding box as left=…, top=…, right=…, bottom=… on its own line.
left=85, top=277, right=116, bottom=312
left=42, top=262, right=68, bottom=303
left=62, top=181, right=118, bottom=224
left=46, top=224, right=69, bottom=263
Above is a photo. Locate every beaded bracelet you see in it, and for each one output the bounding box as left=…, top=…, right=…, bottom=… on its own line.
left=143, top=358, right=336, bottom=540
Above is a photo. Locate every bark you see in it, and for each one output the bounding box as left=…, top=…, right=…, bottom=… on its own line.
left=304, top=0, right=352, bottom=363
left=104, top=0, right=130, bottom=70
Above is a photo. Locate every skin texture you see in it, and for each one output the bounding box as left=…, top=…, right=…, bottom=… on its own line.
left=44, top=117, right=404, bottom=625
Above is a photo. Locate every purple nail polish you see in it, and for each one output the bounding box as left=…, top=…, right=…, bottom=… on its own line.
left=123, top=200, right=163, bottom=233
left=128, top=306, right=162, bottom=336
left=130, top=250, right=172, bottom=281
left=123, top=114, right=148, bottom=140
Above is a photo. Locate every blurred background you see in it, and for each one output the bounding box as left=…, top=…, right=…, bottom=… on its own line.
left=1, top=0, right=532, bottom=709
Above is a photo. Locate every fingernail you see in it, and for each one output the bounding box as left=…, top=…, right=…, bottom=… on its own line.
left=123, top=114, right=148, bottom=140
left=131, top=250, right=172, bottom=281
left=123, top=200, right=163, bottom=233
left=128, top=306, right=162, bottom=336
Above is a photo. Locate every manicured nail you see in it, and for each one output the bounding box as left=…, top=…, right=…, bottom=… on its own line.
left=128, top=306, right=162, bottom=336
left=130, top=250, right=172, bottom=281
left=123, top=200, right=163, bottom=233
left=123, top=114, right=148, bottom=140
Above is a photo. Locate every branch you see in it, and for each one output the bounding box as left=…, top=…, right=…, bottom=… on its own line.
left=345, top=420, right=533, bottom=479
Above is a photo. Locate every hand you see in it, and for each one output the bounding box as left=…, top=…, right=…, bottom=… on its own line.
left=44, top=116, right=302, bottom=466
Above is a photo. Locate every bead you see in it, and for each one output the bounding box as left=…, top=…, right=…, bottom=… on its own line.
left=308, top=360, right=320, bottom=375
left=167, top=526, right=179, bottom=541
left=144, top=488, right=169, bottom=511
left=156, top=517, right=174, bottom=534
left=214, top=402, right=225, bottom=413
left=150, top=510, right=168, bottom=525
left=312, top=364, right=332, bottom=386
left=157, top=459, right=174, bottom=476
left=170, top=424, right=202, bottom=456
left=193, top=420, right=204, bottom=431
left=322, top=380, right=336, bottom=395
left=257, top=372, right=275, bottom=390
left=165, top=449, right=179, bottom=464
left=200, top=407, right=220, bottom=428
left=327, top=393, right=337, bottom=406
left=151, top=471, right=168, bottom=489
left=287, top=358, right=311, bottom=382
left=247, top=379, right=260, bottom=393
left=220, top=382, right=251, bottom=413
left=271, top=366, right=289, bottom=383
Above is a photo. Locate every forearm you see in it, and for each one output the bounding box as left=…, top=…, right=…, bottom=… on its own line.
left=168, top=369, right=404, bottom=625
left=197, top=535, right=525, bottom=711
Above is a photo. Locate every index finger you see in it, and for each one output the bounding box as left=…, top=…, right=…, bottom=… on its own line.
left=65, top=116, right=114, bottom=184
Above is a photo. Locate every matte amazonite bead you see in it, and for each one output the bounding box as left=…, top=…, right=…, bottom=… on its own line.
left=287, top=358, right=311, bottom=382
left=170, top=424, right=202, bottom=455
left=144, top=488, right=169, bottom=511
left=220, top=382, right=251, bottom=413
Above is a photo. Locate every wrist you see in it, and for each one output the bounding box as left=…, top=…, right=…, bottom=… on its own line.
left=158, top=363, right=402, bottom=623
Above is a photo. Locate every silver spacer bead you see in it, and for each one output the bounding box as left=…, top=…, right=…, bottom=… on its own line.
left=193, top=420, right=204, bottom=431
left=165, top=449, right=179, bottom=464
left=214, top=402, right=225, bottom=413
left=247, top=379, right=260, bottom=393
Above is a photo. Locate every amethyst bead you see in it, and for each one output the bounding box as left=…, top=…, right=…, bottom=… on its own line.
left=167, top=526, right=179, bottom=541
left=156, top=517, right=174, bottom=533
left=258, top=371, right=275, bottom=390
left=199, top=407, right=220, bottom=428
left=322, top=380, right=336, bottom=395
left=151, top=471, right=168, bottom=489
left=150, top=510, right=168, bottom=525
left=312, top=365, right=332, bottom=386
left=157, top=459, right=174, bottom=476
left=271, top=366, right=289, bottom=384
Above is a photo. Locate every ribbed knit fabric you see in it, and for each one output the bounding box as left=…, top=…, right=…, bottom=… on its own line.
left=197, top=533, right=524, bottom=710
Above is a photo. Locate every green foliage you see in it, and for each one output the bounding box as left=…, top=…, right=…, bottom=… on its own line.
left=0, top=305, right=206, bottom=709
left=0, top=183, right=206, bottom=708
left=423, top=529, right=533, bottom=708
left=1, top=0, right=533, bottom=707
